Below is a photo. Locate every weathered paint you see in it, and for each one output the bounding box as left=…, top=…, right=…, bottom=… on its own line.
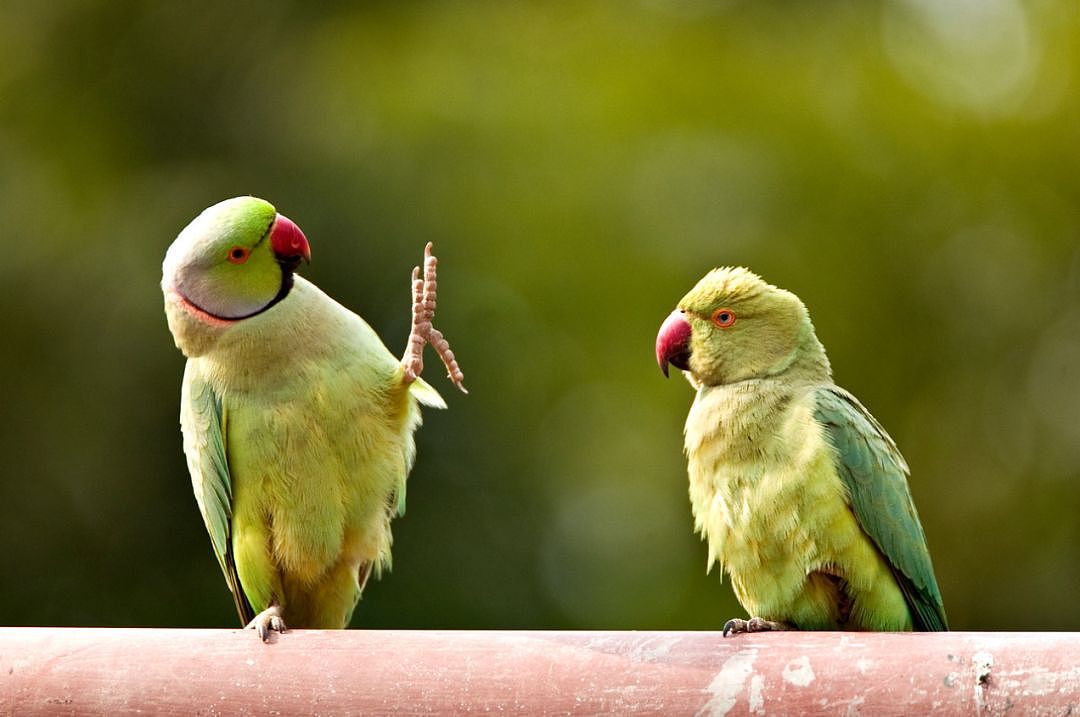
left=782, top=655, right=815, bottom=687
left=0, top=629, right=1077, bottom=715
left=698, top=647, right=759, bottom=716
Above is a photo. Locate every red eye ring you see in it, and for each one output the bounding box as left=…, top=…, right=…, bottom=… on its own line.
left=227, top=246, right=250, bottom=264
left=712, top=308, right=736, bottom=328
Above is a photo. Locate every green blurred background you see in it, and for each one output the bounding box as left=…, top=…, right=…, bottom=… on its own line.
left=1, top=1, right=1078, bottom=631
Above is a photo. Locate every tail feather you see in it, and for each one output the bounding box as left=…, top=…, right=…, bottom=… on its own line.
left=409, top=376, right=447, bottom=409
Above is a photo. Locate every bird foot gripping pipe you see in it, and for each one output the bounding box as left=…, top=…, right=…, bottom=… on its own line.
left=245, top=605, right=287, bottom=643
left=401, top=242, right=467, bottom=393
left=723, top=617, right=792, bottom=637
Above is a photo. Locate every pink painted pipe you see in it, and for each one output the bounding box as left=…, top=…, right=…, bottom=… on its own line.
left=1, top=629, right=1076, bottom=715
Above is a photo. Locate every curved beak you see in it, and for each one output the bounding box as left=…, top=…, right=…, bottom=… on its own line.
left=269, top=213, right=311, bottom=268
left=656, top=309, right=692, bottom=378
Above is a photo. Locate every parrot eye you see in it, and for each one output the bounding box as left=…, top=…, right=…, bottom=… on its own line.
left=227, top=246, right=251, bottom=264
left=712, top=308, right=736, bottom=328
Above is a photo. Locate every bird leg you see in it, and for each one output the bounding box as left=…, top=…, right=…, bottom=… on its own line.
left=401, top=242, right=467, bottom=393
left=245, top=604, right=287, bottom=642
left=723, top=616, right=792, bottom=637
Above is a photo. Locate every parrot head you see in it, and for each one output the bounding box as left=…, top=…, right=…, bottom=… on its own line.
left=162, top=196, right=311, bottom=355
left=656, top=267, right=826, bottom=386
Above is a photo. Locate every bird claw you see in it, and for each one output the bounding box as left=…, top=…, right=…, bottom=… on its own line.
left=401, top=242, right=467, bottom=393
left=246, top=605, right=287, bottom=642
left=722, top=616, right=789, bottom=637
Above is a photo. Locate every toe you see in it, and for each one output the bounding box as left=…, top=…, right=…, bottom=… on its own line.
left=723, top=619, right=748, bottom=637
left=245, top=606, right=286, bottom=642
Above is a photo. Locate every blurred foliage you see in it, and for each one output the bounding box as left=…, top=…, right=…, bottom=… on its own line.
left=1, top=0, right=1079, bottom=631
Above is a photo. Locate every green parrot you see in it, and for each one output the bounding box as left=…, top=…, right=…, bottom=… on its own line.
left=162, top=196, right=465, bottom=639
left=655, top=267, right=946, bottom=634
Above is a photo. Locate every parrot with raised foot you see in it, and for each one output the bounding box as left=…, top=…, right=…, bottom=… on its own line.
left=162, top=196, right=465, bottom=640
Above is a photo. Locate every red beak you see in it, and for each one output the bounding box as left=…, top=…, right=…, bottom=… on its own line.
left=656, top=309, right=692, bottom=377
left=269, top=213, right=311, bottom=265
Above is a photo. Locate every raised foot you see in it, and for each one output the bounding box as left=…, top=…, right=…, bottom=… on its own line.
left=723, top=616, right=790, bottom=637
left=401, top=242, right=467, bottom=393
left=245, top=605, right=287, bottom=642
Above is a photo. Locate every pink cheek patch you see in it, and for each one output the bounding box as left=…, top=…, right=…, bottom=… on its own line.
left=173, top=291, right=236, bottom=328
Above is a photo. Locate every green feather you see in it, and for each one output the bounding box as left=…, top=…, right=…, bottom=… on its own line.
left=180, top=367, right=253, bottom=625
left=813, top=386, right=948, bottom=631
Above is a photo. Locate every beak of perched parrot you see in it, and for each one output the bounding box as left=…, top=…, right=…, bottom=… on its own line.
left=656, top=309, right=692, bottom=378
left=269, top=213, right=311, bottom=268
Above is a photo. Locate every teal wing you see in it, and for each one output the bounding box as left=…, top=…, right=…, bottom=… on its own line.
left=179, top=365, right=254, bottom=626
left=813, top=386, right=948, bottom=631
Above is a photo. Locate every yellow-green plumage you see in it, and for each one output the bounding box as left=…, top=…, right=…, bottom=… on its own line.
left=164, top=197, right=445, bottom=633
left=660, top=267, right=946, bottom=632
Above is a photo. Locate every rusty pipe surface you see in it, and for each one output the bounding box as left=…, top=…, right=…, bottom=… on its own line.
left=1, top=629, right=1077, bottom=715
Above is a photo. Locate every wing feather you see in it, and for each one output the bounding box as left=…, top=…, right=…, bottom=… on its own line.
left=814, top=386, right=948, bottom=631
left=180, top=364, right=254, bottom=626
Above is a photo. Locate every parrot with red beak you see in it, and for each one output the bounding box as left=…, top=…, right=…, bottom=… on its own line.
left=162, top=196, right=465, bottom=639
left=656, top=266, right=946, bottom=634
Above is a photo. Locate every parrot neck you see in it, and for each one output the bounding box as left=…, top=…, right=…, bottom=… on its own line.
left=165, top=276, right=319, bottom=383
left=685, top=377, right=801, bottom=463
left=204, top=277, right=329, bottom=386
left=684, top=323, right=831, bottom=464
left=769, top=317, right=831, bottom=384
left=164, top=288, right=230, bottom=358
left=188, top=276, right=397, bottom=394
